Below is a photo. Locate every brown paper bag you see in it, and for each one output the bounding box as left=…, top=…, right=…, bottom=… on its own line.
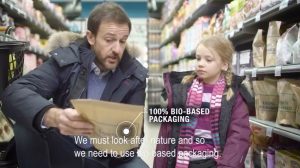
left=276, top=79, right=300, bottom=127
left=291, top=84, right=300, bottom=127
left=253, top=29, right=266, bottom=67
left=266, top=21, right=281, bottom=66
left=253, top=78, right=278, bottom=121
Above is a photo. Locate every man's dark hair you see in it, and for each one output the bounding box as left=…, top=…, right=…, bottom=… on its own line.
left=87, top=2, right=131, bottom=35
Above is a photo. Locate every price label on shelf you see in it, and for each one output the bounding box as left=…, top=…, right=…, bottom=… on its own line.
left=238, top=22, right=243, bottom=29
left=17, top=9, right=22, bottom=15
left=255, top=12, right=261, bottom=22
left=280, top=0, right=289, bottom=10
left=239, top=51, right=251, bottom=64
left=20, top=11, right=26, bottom=17
left=252, top=68, right=257, bottom=78
left=275, top=66, right=282, bottom=77
left=266, top=127, right=272, bottom=137
left=225, top=33, right=229, bottom=39
left=240, top=69, right=245, bottom=76
left=229, top=31, right=234, bottom=38
left=232, top=53, right=237, bottom=65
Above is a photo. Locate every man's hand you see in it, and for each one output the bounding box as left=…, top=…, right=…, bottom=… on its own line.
left=43, top=107, right=94, bottom=136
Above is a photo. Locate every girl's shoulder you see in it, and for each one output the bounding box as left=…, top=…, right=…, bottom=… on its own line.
left=231, top=75, right=253, bottom=95
left=231, top=75, right=255, bottom=113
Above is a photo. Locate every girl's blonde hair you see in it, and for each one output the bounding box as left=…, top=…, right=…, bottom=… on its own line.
left=182, top=35, right=235, bottom=100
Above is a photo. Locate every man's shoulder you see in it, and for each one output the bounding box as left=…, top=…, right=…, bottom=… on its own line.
left=131, top=58, right=148, bottom=82
left=48, top=43, right=80, bottom=67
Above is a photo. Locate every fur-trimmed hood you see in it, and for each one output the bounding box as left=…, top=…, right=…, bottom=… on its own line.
left=44, top=31, right=143, bottom=58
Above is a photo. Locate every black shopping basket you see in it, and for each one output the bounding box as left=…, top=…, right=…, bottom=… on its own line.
left=0, top=31, right=28, bottom=168
left=0, top=35, right=27, bottom=95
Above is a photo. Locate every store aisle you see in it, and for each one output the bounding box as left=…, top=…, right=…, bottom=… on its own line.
left=139, top=111, right=161, bottom=167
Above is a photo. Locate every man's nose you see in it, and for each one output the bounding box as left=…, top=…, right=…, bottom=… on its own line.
left=112, top=42, right=121, bottom=54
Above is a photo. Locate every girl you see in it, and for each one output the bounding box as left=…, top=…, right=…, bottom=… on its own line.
left=153, top=35, right=254, bottom=168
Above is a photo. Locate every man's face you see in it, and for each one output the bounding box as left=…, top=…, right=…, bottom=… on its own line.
left=87, top=21, right=129, bottom=72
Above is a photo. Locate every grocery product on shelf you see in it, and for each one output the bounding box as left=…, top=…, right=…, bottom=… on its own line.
left=291, top=84, right=300, bottom=127
left=292, top=27, right=300, bottom=64
left=253, top=29, right=266, bottom=67
left=148, top=18, right=163, bottom=106
left=275, top=150, right=300, bottom=168
left=266, top=21, right=282, bottom=66
left=276, top=79, right=300, bottom=128
left=243, top=0, right=261, bottom=19
left=253, top=78, right=278, bottom=122
left=276, top=24, right=299, bottom=65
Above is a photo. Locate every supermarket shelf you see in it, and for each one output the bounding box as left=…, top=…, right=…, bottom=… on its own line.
left=0, top=33, right=28, bottom=50
left=0, top=34, right=48, bottom=60
left=229, top=0, right=300, bottom=47
left=228, top=30, right=255, bottom=49
left=25, top=46, right=48, bottom=61
left=0, top=0, right=55, bottom=38
left=33, top=0, right=69, bottom=31
left=160, top=0, right=184, bottom=29
left=0, top=33, right=17, bottom=42
left=148, top=29, right=161, bottom=34
left=250, top=117, right=300, bottom=142
left=160, top=0, right=231, bottom=48
left=162, top=49, right=196, bottom=68
left=242, top=64, right=300, bottom=76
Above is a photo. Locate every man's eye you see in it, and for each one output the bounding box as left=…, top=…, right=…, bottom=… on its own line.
left=106, top=39, right=113, bottom=43
left=207, top=59, right=212, bottom=62
left=120, top=40, right=126, bottom=44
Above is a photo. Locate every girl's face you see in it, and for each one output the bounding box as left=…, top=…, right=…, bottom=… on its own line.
left=195, top=44, right=228, bottom=84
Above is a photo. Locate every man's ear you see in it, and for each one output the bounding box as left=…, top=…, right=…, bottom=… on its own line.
left=86, top=30, right=95, bottom=46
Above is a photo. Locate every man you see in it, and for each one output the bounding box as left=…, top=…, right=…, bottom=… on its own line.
left=1, top=2, right=148, bottom=168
